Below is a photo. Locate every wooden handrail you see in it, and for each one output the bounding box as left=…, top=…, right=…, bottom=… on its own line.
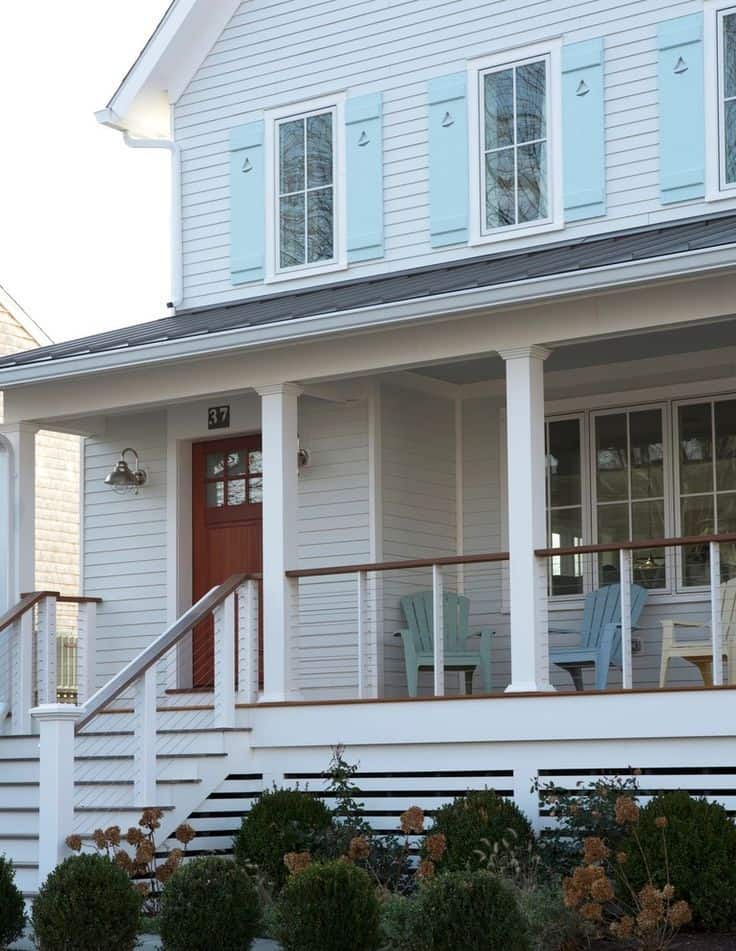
left=0, top=591, right=58, bottom=635
left=58, top=595, right=104, bottom=605
left=76, top=572, right=255, bottom=732
left=285, top=551, right=510, bottom=579
left=535, top=531, right=736, bottom=559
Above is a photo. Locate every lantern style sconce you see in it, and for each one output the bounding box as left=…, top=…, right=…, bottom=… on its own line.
left=104, top=448, right=147, bottom=495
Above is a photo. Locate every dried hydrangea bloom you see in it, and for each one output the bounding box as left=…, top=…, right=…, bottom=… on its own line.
left=114, top=851, right=134, bottom=874
left=155, top=861, right=175, bottom=884
left=174, top=823, right=196, bottom=845
left=283, top=851, right=311, bottom=876
left=583, top=836, right=610, bottom=864
left=614, top=795, right=640, bottom=825
left=636, top=907, right=661, bottom=933
left=615, top=851, right=628, bottom=865
left=425, top=832, right=447, bottom=862
left=92, top=829, right=107, bottom=850
left=638, top=884, right=664, bottom=914
left=416, top=859, right=435, bottom=880
left=668, top=900, right=692, bottom=928
left=136, top=840, right=155, bottom=865
left=610, top=916, right=635, bottom=940
left=655, top=815, right=668, bottom=829
left=139, top=808, right=164, bottom=831
left=662, top=883, right=675, bottom=900
left=590, top=875, right=615, bottom=903
left=126, top=826, right=144, bottom=846
left=105, top=826, right=121, bottom=847
left=400, top=806, right=425, bottom=834
left=136, top=882, right=151, bottom=897
left=580, top=902, right=603, bottom=922
left=347, top=836, right=371, bottom=861
left=65, top=834, right=82, bottom=852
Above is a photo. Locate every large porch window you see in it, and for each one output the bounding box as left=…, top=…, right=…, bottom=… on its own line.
left=545, top=393, right=736, bottom=596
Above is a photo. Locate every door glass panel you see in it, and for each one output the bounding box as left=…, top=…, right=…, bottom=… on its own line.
left=715, top=399, right=736, bottom=492
left=249, top=450, right=263, bottom=474
left=227, top=480, right=246, bottom=507
left=206, top=453, right=225, bottom=478
left=679, top=403, right=713, bottom=494
left=206, top=482, right=225, bottom=508
left=596, top=414, right=628, bottom=502
left=629, top=410, right=664, bottom=499
left=227, top=451, right=246, bottom=476
left=248, top=478, right=263, bottom=503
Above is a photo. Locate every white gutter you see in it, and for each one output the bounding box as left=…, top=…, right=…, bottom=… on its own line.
left=122, top=129, right=183, bottom=310
left=1, top=242, right=736, bottom=388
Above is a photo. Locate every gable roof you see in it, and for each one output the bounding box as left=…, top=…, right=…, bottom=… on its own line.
left=95, top=0, right=242, bottom=137
left=0, top=211, right=735, bottom=384
left=0, top=285, right=52, bottom=348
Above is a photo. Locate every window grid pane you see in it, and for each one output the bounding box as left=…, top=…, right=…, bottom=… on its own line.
left=546, top=419, right=584, bottom=596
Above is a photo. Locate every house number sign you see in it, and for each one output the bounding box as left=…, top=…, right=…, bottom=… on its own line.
left=208, top=405, right=231, bottom=430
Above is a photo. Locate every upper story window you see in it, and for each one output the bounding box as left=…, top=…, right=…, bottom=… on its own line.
left=706, top=3, right=736, bottom=198
left=719, top=9, right=736, bottom=187
left=266, top=95, right=346, bottom=281
left=468, top=41, right=563, bottom=245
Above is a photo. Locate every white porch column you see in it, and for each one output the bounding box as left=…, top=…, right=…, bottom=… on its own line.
left=257, top=383, right=301, bottom=702
left=499, top=346, right=552, bottom=693
left=0, top=422, right=37, bottom=607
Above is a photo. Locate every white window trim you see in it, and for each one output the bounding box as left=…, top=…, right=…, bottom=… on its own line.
left=264, top=92, right=347, bottom=283
left=467, top=39, right=564, bottom=247
left=705, top=1, right=736, bottom=201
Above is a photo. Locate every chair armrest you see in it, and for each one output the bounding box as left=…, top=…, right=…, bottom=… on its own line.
left=466, top=628, right=494, bottom=648
left=393, top=630, right=407, bottom=638
left=660, top=619, right=704, bottom=629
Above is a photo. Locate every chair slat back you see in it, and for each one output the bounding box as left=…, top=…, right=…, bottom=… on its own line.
left=722, top=578, right=736, bottom=646
left=400, top=591, right=471, bottom=653
left=581, top=583, right=648, bottom=655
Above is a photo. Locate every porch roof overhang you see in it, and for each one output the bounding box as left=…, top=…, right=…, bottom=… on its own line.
left=1, top=211, right=736, bottom=391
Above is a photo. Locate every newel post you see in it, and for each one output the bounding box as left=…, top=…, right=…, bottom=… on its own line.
left=36, top=595, right=58, bottom=705
left=31, top=703, right=80, bottom=883
left=214, top=593, right=236, bottom=726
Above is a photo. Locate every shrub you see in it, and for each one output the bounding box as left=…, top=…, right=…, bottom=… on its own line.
left=379, top=894, right=417, bottom=951
left=32, top=853, right=141, bottom=951
left=275, top=860, right=381, bottom=951
left=234, top=787, right=333, bottom=890
left=515, top=882, right=589, bottom=951
left=426, top=789, right=534, bottom=872
left=0, top=856, right=25, bottom=951
left=403, top=870, right=529, bottom=951
left=622, top=790, right=736, bottom=931
left=159, top=856, right=261, bottom=951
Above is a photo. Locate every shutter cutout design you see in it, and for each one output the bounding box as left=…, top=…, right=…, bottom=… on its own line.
left=229, top=120, right=265, bottom=285
left=562, top=38, right=606, bottom=221
left=346, top=93, right=384, bottom=262
left=657, top=13, right=705, bottom=204
left=428, top=73, right=469, bottom=247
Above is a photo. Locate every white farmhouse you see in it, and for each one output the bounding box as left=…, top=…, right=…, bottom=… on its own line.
left=1, top=0, right=736, bottom=893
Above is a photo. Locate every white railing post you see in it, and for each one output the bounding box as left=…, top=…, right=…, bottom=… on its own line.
left=12, top=611, right=34, bottom=733
left=134, top=667, right=157, bottom=806
left=76, top=602, right=97, bottom=705
left=237, top=581, right=259, bottom=704
left=31, top=703, right=80, bottom=882
left=36, top=595, right=58, bottom=704
left=214, top=593, right=236, bottom=727
left=357, top=571, right=367, bottom=699
left=710, top=541, right=724, bottom=687
left=432, top=565, right=445, bottom=697
left=619, top=549, right=633, bottom=690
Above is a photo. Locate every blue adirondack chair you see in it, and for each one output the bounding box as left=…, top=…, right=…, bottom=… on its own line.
left=549, top=583, right=648, bottom=690
left=395, top=590, right=493, bottom=697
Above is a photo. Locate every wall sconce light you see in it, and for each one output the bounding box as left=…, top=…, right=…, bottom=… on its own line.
left=298, top=446, right=310, bottom=470
left=104, top=448, right=147, bottom=495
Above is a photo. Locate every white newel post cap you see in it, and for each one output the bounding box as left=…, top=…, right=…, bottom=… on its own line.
left=31, top=703, right=83, bottom=724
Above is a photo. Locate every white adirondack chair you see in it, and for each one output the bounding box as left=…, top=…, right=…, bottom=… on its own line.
left=659, top=577, right=736, bottom=686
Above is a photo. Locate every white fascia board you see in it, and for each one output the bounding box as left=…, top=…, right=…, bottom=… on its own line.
left=98, top=0, right=242, bottom=136
left=0, top=285, right=53, bottom=346
left=1, top=244, right=736, bottom=390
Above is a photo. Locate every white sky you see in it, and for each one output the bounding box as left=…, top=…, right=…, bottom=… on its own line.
left=0, top=1, right=173, bottom=343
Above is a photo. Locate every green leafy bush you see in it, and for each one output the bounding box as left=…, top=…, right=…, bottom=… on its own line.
left=402, top=870, right=529, bottom=951
left=159, top=856, right=260, bottom=951
left=622, top=790, right=736, bottom=931
left=515, top=882, right=588, bottom=951
left=32, top=853, right=141, bottom=951
left=275, top=860, right=381, bottom=951
left=234, top=787, right=332, bottom=890
left=0, top=855, right=25, bottom=950
left=426, top=789, right=533, bottom=872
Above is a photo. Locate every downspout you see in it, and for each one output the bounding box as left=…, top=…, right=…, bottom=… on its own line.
left=122, top=131, right=183, bottom=310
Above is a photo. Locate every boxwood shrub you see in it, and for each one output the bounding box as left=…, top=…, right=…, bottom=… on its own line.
left=160, top=856, right=260, bottom=951
left=32, top=853, right=141, bottom=951
left=275, top=860, right=381, bottom=951
left=234, top=787, right=333, bottom=890
left=0, top=855, right=25, bottom=950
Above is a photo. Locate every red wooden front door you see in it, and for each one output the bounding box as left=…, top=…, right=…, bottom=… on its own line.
left=192, top=435, right=263, bottom=687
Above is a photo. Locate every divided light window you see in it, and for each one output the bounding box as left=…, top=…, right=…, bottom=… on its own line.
left=481, top=56, right=549, bottom=232
left=277, top=109, right=336, bottom=271
left=719, top=8, right=736, bottom=187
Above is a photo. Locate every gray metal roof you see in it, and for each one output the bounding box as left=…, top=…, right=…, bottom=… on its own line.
left=3, top=211, right=736, bottom=371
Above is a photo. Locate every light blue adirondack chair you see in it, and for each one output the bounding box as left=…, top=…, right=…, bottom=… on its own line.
left=395, top=590, right=493, bottom=697
left=550, top=583, right=648, bottom=691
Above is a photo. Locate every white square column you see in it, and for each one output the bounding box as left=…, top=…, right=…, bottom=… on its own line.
left=499, top=346, right=552, bottom=693
left=257, top=383, right=301, bottom=702
left=0, top=422, right=37, bottom=607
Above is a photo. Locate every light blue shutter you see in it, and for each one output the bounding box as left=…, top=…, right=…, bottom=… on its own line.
left=562, top=38, right=606, bottom=221
left=657, top=14, right=705, bottom=204
left=230, top=120, right=265, bottom=284
left=346, top=93, right=384, bottom=262
left=428, top=73, right=468, bottom=247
